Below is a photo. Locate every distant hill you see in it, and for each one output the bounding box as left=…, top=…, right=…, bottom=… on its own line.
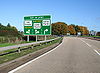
left=0, top=23, right=22, bottom=37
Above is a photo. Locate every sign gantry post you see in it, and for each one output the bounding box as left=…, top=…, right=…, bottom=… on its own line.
left=27, top=35, right=29, bottom=42
left=24, top=15, right=51, bottom=42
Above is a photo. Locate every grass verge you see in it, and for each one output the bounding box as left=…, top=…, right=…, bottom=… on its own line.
left=0, top=41, right=35, bottom=47
left=80, top=35, right=100, bottom=38
left=0, top=37, right=62, bottom=64
left=0, top=43, right=17, bottom=47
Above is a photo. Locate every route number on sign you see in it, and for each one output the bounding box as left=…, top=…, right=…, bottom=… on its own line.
left=42, top=20, right=50, bottom=26
left=24, top=21, right=32, bottom=26
left=34, top=23, right=41, bottom=29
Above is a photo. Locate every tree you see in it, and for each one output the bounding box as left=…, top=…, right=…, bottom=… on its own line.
left=0, top=23, right=1, bottom=25
left=11, top=26, right=18, bottom=31
left=0, top=23, right=22, bottom=37
left=75, top=25, right=80, bottom=35
left=70, top=24, right=75, bottom=28
left=0, top=23, right=2, bottom=26
left=96, top=32, right=100, bottom=36
left=52, top=22, right=68, bottom=35
left=68, top=25, right=76, bottom=35
left=7, top=23, right=11, bottom=27
left=78, top=26, right=89, bottom=35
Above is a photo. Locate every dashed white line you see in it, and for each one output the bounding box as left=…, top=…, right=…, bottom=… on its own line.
left=80, top=38, right=100, bottom=56
left=80, top=39, right=92, bottom=47
left=8, top=41, right=63, bottom=73
left=94, top=49, right=100, bottom=56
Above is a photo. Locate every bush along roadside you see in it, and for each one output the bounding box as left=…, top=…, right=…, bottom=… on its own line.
left=0, top=37, right=63, bottom=64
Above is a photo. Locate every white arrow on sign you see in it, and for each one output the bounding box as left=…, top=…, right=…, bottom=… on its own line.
left=26, top=30, right=30, bottom=33
left=35, top=30, right=39, bottom=34
left=44, top=29, right=48, bottom=34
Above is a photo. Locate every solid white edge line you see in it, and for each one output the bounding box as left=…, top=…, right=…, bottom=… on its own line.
left=8, top=41, right=63, bottom=73
left=93, top=49, right=100, bottom=56
left=80, top=39, right=92, bottom=47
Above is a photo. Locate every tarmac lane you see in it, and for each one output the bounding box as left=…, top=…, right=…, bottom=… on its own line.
left=8, top=37, right=100, bottom=73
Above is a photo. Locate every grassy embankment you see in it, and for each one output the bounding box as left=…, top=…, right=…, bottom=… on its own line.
left=81, top=35, right=100, bottom=38
left=0, top=36, right=56, bottom=47
left=0, top=41, right=34, bottom=47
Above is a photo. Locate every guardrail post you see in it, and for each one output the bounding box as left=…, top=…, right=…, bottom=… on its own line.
left=45, top=42, right=47, bottom=45
left=49, top=41, right=51, bottom=44
left=31, top=45, right=34, bottom=49
left=39, top=43, right=41, bottom=46
left=18, top=47, right=21, bottom=53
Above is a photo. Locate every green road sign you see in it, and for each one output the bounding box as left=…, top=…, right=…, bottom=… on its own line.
left=24, top=15, right=51, bottom=35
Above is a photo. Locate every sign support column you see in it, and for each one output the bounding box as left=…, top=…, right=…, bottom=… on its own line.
left=36, top=35, right=38, bottom=42
left=27, top=35, right=29, bottom=42
left=45, top=35, right=46, bottom=41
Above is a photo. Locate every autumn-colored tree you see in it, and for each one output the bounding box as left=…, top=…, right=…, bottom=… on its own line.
left=83, top=27, right=89, bottom=35
left=67, top=24, right=89, bottom=35
left=68, top=25, right=76, bottom=35
left=78, top=26, right=89, bottom=35
left=52, top=22, right=68, bottom=35
left=52, top=22, right=89, bottom=36
left=75, top=25, right=80, bottom=35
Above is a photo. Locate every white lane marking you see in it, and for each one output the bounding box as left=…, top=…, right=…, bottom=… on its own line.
left=80, top=39, right=92, bottom=47
left=80, top=38, right=100, bottom=56
left=8, top=42, right=63, bottom=73
left=94, top=49, right=100, bottom=56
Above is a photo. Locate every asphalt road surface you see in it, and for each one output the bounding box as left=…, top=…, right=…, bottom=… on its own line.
left=9, top=37, right=100, bottom=73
